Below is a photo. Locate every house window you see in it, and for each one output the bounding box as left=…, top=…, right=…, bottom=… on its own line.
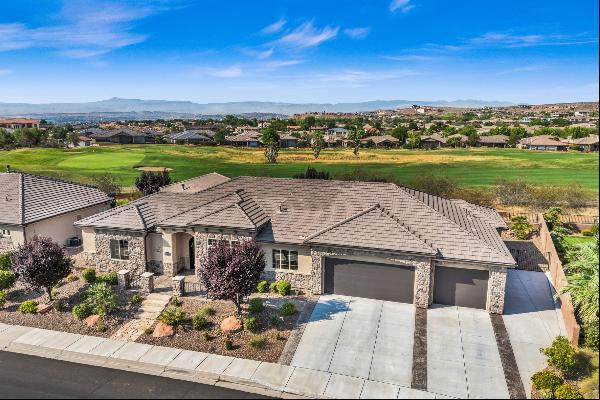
left=207, top=238, right=240, bottom=249
left=0, top=229, right=10, bottom=237
left=110, top=239, right=129, bottom=260
left=272, top=249, right=299, bottom=271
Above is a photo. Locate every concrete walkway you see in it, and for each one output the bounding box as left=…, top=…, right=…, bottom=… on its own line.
left=503, top=270, right=566, bottom=398
left=110, top=293, right=171, bottom=342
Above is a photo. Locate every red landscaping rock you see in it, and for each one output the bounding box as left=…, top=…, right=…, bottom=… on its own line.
left=153, top=321, right=174, bottom=337
left=220, top=316, right=242, bottom=333
left=36, top=304, right=52, bottom=314
left=84, top=314, right=100, bottom=327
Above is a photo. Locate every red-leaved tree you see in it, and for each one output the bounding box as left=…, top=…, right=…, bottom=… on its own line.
left=10, top=236, right=73, bottom=301
left=200, top=239, right=265, bottom=316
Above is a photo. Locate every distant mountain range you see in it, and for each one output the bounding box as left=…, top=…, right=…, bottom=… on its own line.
left=0, top=97, right=516, bottom=118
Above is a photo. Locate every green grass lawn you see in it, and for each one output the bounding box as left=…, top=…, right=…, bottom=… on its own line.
left=1, top=145, right=598, bottom=192
left=564, top=235, right=597, bottom=246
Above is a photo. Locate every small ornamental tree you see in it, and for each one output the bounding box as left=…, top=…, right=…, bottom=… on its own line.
left=311, top=131, right=325, bottom=159
left=200, top=239, right=265, bottom=316
left=134, top=169, right=172, bottom=196
left=10, top=236, right=73, bottom=301
left=261, top=127, right=280, bottom=163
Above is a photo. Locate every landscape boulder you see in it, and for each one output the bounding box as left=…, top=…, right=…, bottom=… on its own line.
left=153, top=321, right=174, bottom=337
left=220, top=316, right=242, bottom=333
left=36, top=303, right=52, bottom=314
left=84, top=314, right=100, bottom=327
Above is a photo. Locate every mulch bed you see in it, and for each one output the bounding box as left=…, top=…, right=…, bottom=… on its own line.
left=136, top=294, right=308, bottom=363
left=0, top=274, right=141, bottom=338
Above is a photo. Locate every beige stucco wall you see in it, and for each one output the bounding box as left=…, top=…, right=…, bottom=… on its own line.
left=146, top=233, right=164, bottom=262
left=261, top=243, right=312, bottom=276
left=0, top=225, right=25, bottom=252
left=82, top=227, right=96, bottom=252
left=24, top=203, right=109, bottom=246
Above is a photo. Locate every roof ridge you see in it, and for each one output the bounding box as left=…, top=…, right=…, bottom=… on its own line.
left=303, top=204, right=379, bottom=242
left=379, top=207, right=437, bottom=252
left=19, top=172, right=25, bottom=225
left=158, top=190, right=239, bottom=224
left=2, top=170, right=108, bottom=193
left=160, top=172, right=230, bottom=192
left=134, top=204, right=147, bottom=229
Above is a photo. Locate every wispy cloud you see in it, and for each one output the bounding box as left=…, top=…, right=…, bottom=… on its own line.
left=261, top=18, right=286, bottom=35
left=344, top=27, right=370, bottom=40
left=498, top=65, right=550, bottom=74
left=203, top=65, right=244, bottom=78
left=314, top=68, right=419, bottom=83
left=390, top=0, right=415, bottom=13
left=383, top=54, right=438, bottom=61
left=0, top=69, right=12, bottom=76
left=274, top=21, right=339, bottom=49
left=264, top=59, right=304, bottom=68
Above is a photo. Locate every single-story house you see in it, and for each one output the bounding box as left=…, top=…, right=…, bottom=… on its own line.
left=522, top=136, right=569, bottom=151
left=225, top=133, right=262, bottom=147
left=477, top=135, right=509, bottom=148
left=420, top=134, right=447, bottom=149
left=89, top=128, right=147, bottom=144
left=279, top=133, right=299, bottom=148
left=75, top=173, right=515, bottom=313
left=327, top=127, right=349, bottom=137
left=360, top=135, right=400, bottom=148
left=0, top=118, right=40, bottom=129
left=0, top=170, right=112, bottom=252
left=565, top=134, right=599, bottom=152
left=446, top=133, right=469, bottom=147
left=166, top=130, right=211, bottom=145
left=74, top=136, right=93, bottom=147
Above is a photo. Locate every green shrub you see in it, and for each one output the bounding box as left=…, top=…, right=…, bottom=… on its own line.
left=281, top=302, right=296, bottom=316
left=170, top=297, right=183, bottom=307
left=555, top=384, right=584, bottom=399
left=581, top=229, right=593, bottom=237
left=541, top=336, right=577, bottom=374
left=224, top=336, right=233, bottom=350
left=257, top=280, right=269, bottom=293
left=248, top=298, right=264, bottom=314
left=0, top=270, right=16, bottom=290
left=159, top=307, right=186, bottom=326
left=248, top=334, right=266, bottom=349
left=81, top=268, right=96, bottom=283
left=582, top=321, right=599, bottom=350
left=271, top=315, right=282, bottom=327
left=277, top=281, right=292, bottom=296
left=96, top=319, right=106, bottom=333
left=192, top=313, right=209, bottom=330
left=269, top=281, right=278, bottom=292
left=0, top=290, right=6, bottom=309
left=96, top=270, right=118, bottom=285
left=144, top=327, right=154, bottom=335
left=531, top=370, right=563, bottom=391
left=72, top=302, right=93, bottom=320
left=19, top=300, right=38, bottom=314
left=129, top=293, right=143, bottom=305
left=511, top=216, right=533, bottom=240
left=54, top=299, right=67, bottom=312
left=199, top=305, right=216, bottom=316
left=201, top=331, right=211, bottom=341
left=82, top=283, right=117, bottom=316
left=0, top=252, right=11, bottom=271
left=244, top=317, right=259, bottom=333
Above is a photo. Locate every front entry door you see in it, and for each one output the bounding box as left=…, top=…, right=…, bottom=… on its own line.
left=189, top=238, right=195, bottom=270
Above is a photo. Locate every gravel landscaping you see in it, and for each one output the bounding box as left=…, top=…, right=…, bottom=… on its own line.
left=136, top=293, right=310, bottom=363
left=0, top=272, right=141, bottom=338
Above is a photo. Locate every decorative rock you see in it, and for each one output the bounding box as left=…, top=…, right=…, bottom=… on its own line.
left=220, top=316, right=242, bottom=333
left=85, top=314, right=101, bottom=327
left=36, top=303, right=52, bottom=314
left=153, top=321, right=174, bottom=337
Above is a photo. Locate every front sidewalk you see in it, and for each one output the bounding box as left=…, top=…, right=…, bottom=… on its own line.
left=0, top=322, right=441, bottom=399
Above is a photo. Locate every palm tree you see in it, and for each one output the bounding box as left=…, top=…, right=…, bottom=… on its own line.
left=561, top=241, right=599, bottom=324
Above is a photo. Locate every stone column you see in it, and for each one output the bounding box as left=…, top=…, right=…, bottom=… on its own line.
left=172, top=276, right=185, bottom=297
left=488, top=267, right=507, bottom=314
left=117, top=270, right=131, bottom=291
left=414, top=262, right=433, bottom=308
left=141, top=272, right=154, bottom=293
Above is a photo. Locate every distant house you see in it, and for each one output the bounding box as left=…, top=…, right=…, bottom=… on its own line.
left=226, top=132, right=262, bottom=147
left=279, top=133, right=299, bottom=148
left=360, top=135, right=400, bottom=148
left=166, top=130, right=211, bottom=145
left=327, top=127, right=349, bottom=137
left=477, top=135, right=509, bottom=148
left=77, top=136, right=93, bottom=147
left=235, top=125, right=260, bottom=134
left=522, top=136, right=568, bottom=151
left=89, top=128, right=147, bottom=144
left=0, top=118, right=41, bottom=129
left=565, top=134, right=599, bottom=152
left=446, top=134, right=469, bottom=147
left=420, top=134, right=447, bottom=149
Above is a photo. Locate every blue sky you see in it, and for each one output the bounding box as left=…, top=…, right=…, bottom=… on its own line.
left=0, top=0, right=598, bottom=104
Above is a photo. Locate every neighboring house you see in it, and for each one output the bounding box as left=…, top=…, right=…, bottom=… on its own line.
left=522, top=136, right=569, bottom=151
left=89, top=128, right=147, bottom=144
left=279, top=133, right=299, bottom=148
left=0, top=118, right=41, bottom=129
left=565, top=134, right=599, bottom=152
left=446, top=133, right=469, bottom=147
left=76, top=173, right=515, bottom=314
left=234, top=125, right=260, bottom=134
left=477, top=135, right=509, bottom=148
left=225, top=132, right=262, bottom=147
left=327, top=127, right=349, bottom=137
left=166, top=130, right=211, bottom=145
left=76, top=136, right=93, bottom=147
left=360, top=135, right=400, bottom=148
left=420, top=134, right=447, bottom=149
left=0, top=171, right=112, bottom=253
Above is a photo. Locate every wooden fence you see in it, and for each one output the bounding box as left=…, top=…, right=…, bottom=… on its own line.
left=535, top=213, right=581, bottom=346
left=500, top=212, right=598, bottom=226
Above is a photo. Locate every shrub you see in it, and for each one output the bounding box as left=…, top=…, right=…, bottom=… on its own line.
left=0, top=252, right=11, bottom=271
left=54, top=299, right=67, bottom=312
left=96, top=319, right=106, bottom=333
left=72, top=302, right=93, bottom=320
left=277, top=281, right=291, bottom=296
left=555, top=384, right=584, bottom=399
left=82, top=283, right=117, bottom=316
left=66, top=273, right=78, bottom=282
left=531, top=370, right=563, bottom=391
left=511, top=216, right=534, bottom=240
left=257, top=280, right=269, bottom=293
left=248, top=298, right=264, bottom=314
left=144, top=327, right=154, bottom=335
left=544, top=207, right=563, bottom=230
left=244, top=317, right=259, bottom=333
left=0, top=270, right=16, bottom=290
left=81, top=268, right=96, bottom=283
left=541, top=336, right=577, bottom=374
left=96, top=270, right=118, bottom=285
left=0, top=290, right=6, bottom=309
left=581, top=229, right=593, bottom=237
left=192, top=313, right=209, bottom=330
left=129, top=293, right=143, bottom=305
left=19, top=300, right=38, bottom=314
left=201, top=331, right=211, bottom=341
left=224, top=336, right=233, bottom=350
left=269, top=281, right=278, bottom=292
left=248, top=334, right=266, bottom=349
left=159, top=307, right=186, bottom=326
left=170, top=297, right=183, bottom=307
left=582, top=321, right=599, bottom=349
left=199, top=305, right=216, bottom=317
left=281, top=302, right=296, bottom=316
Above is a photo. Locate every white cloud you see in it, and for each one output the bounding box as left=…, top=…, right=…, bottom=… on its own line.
left=264, top=59, right=304, bottom=68
left=390, top=0, right=415, bottom=13
left=274, top=21, right=339, bottom=49
left=383, top=54, right=438, bottom=61
left=203, top=65, right=243, bottom=78
left=498, top=65, right=550, bottom=74
left=344, top=27, right=370, bottom=40
left=315, top=69, right=419, bottom=83
left=261, top=19, right=286, bottom=35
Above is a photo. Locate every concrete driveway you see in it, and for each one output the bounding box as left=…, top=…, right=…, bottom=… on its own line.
left=290, top=295, right=415, bottom=387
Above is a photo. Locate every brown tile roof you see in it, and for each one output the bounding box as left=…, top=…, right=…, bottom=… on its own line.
left=0, top=172, right=112, bottom=226
left=0, top=118, right=40, bottom=124
left=360, top=135, right=400, bottom=144
left=526, top=136, right=568, bottom=147
left=478, top=135, right=509, bottom=144
left=76, top=176, right=515, bottom=266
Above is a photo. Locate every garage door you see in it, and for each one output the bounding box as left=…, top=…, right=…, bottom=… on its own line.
left=433, top=266, right=489, bottom=309
left=324, top=258, right=415, bottom=303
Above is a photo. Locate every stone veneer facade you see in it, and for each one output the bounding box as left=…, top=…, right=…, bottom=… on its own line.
left=193, top=231, right=253, bottom=277
left=82, top=230, right=147, bottom=276
left=0, top=237, right=13, bottom=253
left=487, top=266, right=508, bottom=314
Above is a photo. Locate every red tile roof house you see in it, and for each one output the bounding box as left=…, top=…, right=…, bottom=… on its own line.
left=0, top=118, right=41, bottom=129
left=75, top=173, right=515, bottom=313
left=0, top=171, right=112, bottom=253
